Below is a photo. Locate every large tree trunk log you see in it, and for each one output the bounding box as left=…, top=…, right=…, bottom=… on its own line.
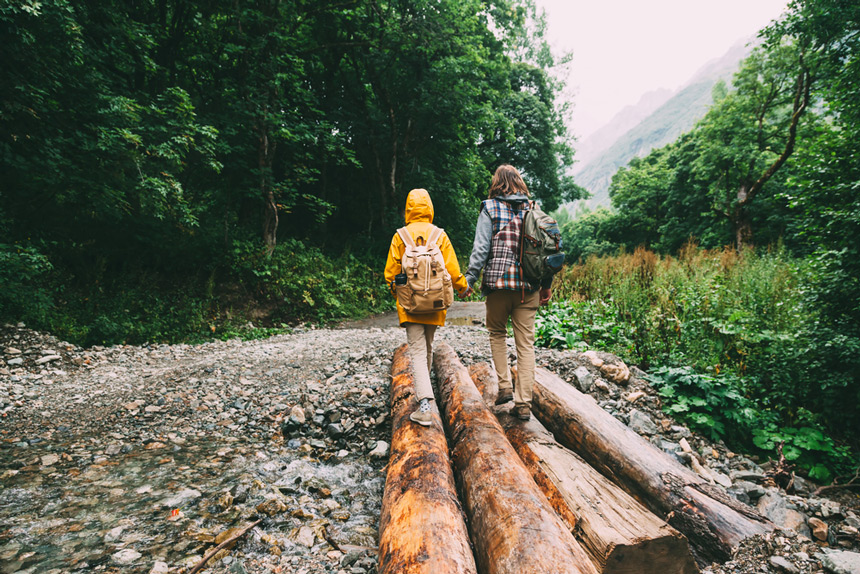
left=378, top=345, right=477, bottom=574
left=468, top=362, right=498, bottom=406
left=532, top=368, right=773, bottom=563
left=433, top=342, right=598, bottom=574
left=471, top=367, right=699, bottom=574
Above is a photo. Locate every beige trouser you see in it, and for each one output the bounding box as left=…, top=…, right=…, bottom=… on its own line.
left=486, top=290, right=539, bottom=406
left=405, top=322, right=438, bottom=402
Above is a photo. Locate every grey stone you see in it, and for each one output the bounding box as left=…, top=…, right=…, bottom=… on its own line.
left=289, top=405, right=306, bottom=424
left=111, top=549, right=142, bottom=564
left=818, top=549, right=860, bottom=574
left=6, top=358, right=23, bottom=366
left=627, top=409, right=658, bottom=435
left=756, top=492, right=811, bottom=538
left=769, top=556, right=800, bottom=574
left=161, top=488, right=201, bottom=508
left=573, top=366, right=593, bottom=392
left=35, top=355, right=61, bottom=365
left=731, top=469, right=766, bottom=482
left=369, top=440, right=389, bottom=458
left=149, top=562, right=169, bottom=574
left=732, top=480, right=766, bottom=500
left=296, top=525, right=315, bottom=547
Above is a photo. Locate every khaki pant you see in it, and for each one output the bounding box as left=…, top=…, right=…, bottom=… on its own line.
left=405, top=322, right=437, bottom=402
left=486, top=290, right=539, bottom=406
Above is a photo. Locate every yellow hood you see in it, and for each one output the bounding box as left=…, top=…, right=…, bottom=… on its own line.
left=404, top=188, right=434, bottom=224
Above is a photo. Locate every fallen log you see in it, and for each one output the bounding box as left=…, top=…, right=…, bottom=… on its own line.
left=378, top=344, right=477, bottom=574
left=468, top=362, right=498, bottom=406
left=532, top=367, right=773, bottom=563
left=433, top=342, right=598, bottom=574
left=471, top=366, right=698, bottom=574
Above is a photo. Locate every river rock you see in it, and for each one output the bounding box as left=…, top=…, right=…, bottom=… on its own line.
left=757, top=492, right=811, bottom=537
left=368, top=440, right=389, bottom=458
left=601, top=361, right=630, bottom=384
left=41, top=454, right=59, bottom=466
left=817, top=548, right=860, bottom=574
left=256, top=498, right=287, bottom=516
left=573, top=366, right=593, bottom=392
left=628, top=409, right=658, bottom=435
left=161, top=488, right=201, bottom=508
left=582, top=350, right=604, bottom=368
left=290, top=405, right=306, bottom=424
left=295, top=525, right=315, bottom=547
left=149, top=562, right=169, bottom=574
left=769, top=555, right=800, bottom=574
left=808, top=516, right=828, bottom=541
left=111, top=548, right=142, bottom=564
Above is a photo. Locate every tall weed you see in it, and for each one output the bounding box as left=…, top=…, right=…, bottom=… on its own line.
left=545, top=244, right=857, bottom=479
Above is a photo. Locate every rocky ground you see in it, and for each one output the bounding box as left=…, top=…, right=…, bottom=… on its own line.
left=0, top=304, right=857, bottom=574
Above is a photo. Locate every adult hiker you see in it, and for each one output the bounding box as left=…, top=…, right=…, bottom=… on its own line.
left=465, top=165, right=553, bottom=420
left=385, top=188, right=472, bottom=426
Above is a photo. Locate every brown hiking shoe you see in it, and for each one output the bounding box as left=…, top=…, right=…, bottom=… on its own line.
left=513, top=404, right=531, bottom=421
left=409, top=408, right=433, bottom=427
left=495, top=388, right=513, bottom=405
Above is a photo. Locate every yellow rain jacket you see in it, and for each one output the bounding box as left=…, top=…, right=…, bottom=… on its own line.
left=384, top=189, right=468, bottom=326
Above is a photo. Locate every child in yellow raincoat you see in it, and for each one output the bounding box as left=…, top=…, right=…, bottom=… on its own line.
left=384, top=188, right=471, bottom=426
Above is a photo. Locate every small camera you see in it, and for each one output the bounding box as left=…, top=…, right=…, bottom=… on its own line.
left=394, top=273, right=407, bottom=286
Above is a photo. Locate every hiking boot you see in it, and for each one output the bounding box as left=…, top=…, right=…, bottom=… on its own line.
left=495, top=387, right=513, bottom=405
left=409, top=398, right=433, bottom=427
left=513, top=404, right=531, bottom=421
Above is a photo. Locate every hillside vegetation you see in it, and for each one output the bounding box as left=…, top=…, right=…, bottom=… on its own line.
left=573, top=42, right=750, bottom=207
left=554, top=0, right=860, bottom=479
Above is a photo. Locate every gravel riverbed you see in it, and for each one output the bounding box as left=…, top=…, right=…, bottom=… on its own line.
left=0, top=307, right=857, bottom=574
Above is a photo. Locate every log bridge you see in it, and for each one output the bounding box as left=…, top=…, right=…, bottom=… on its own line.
left=379, top=343, right=773, bottom=574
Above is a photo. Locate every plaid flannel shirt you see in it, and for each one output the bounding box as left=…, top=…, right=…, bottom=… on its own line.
left=481, top=198, right=539, bottom=292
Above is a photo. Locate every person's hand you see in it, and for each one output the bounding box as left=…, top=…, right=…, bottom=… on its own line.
left=539, top=287, right=552, bottom=306
left=458, top=286, right=473, bottom=299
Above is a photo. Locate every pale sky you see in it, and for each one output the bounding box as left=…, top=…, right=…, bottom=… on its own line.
left=536, top=0, right=790, bottom=140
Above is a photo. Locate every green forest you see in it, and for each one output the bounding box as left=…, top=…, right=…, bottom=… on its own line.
left=1, top=0, right=579, bottom=343
left=2, top=1, right=858, bottom=479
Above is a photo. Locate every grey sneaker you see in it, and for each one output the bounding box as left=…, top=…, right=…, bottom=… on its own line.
left=410, top=398, right=433, bottom=427
left=513, top=404, right=531, bottom=421
left=495, top=387, right=513, bottom=405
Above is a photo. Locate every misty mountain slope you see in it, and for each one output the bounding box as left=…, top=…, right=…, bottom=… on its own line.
left=573, top=41, right=752, bottom=208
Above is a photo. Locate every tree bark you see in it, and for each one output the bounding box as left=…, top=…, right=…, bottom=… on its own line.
left=531, top=368, right=773, bottom=563
left=378, top=345, right=477, bottom=574
left=468, top=362, right=498, bottom=406
left=470, top=367, right=699, bottom=574
left=433, top=342, right=598, bottom=574
left=257, top=124, right=278, bottom=257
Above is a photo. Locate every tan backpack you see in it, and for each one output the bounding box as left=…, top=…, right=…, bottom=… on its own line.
left=395, top=226, right=454, bottom=314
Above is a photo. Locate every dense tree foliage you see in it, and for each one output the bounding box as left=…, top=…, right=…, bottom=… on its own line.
left=0, top=0, right=576, bottom=342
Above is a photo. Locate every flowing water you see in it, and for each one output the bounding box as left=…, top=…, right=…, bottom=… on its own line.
left=0, top=436, right=384, bottom=573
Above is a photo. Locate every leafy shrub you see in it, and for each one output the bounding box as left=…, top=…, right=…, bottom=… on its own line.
left=0, top=243, right=54, bottom=324
left=229, top=239, right=389, bottom=323
left=539, top=245, right=858, bottom=479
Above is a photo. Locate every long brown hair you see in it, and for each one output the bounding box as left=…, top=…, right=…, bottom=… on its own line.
left=488, top=164, right=530, bottom=199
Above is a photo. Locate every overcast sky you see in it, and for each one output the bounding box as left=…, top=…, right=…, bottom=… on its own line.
left=535, top=0, right=790, bottom=140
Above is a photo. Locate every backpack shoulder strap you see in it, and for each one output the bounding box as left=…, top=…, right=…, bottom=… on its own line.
left=397, top=227, right=415, bottom=249
left=427, top=225, right=444, bottom=248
